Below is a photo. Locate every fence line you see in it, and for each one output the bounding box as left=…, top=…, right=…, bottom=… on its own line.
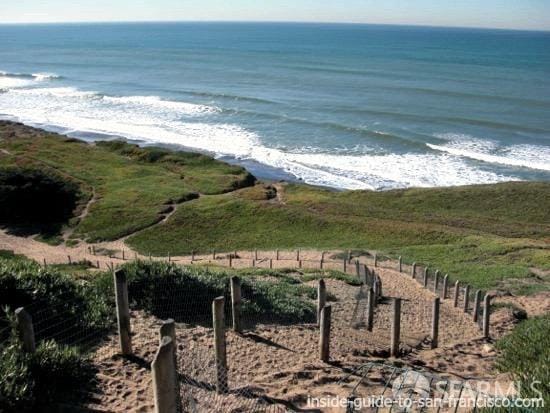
left=2, top=248, right=494, bottom=412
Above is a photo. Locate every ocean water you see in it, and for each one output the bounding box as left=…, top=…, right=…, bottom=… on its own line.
left=0, top=22, right=549, bottom=190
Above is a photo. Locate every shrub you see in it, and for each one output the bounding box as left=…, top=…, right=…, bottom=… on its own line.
left=0, top=167, right=81, bottom=226
left=0, top=337, right=93, bottom=412
left=109, top=261, right=316, bottom=325
left=0, top=258, right=113, bottom=345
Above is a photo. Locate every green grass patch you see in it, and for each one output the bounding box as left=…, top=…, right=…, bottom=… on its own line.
left=0, top=123, right=254, bottom=242
left=301, top=269, right=363, bottom=286
left=127, top=183, right=550, bottom=291
left=2, top=122, right=549, bottom=292
left=495, top=315, right=550, bottom=409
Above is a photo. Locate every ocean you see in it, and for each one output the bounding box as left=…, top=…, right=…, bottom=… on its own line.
left=0, top=22, right=549, bottom=190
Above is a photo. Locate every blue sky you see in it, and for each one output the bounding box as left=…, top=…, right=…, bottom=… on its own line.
left=1, top=0, right=549, bottom=30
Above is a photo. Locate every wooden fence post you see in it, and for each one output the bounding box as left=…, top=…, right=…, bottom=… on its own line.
left=15, top=307, right=35, bottom=353
left=320, top=259, right=324, bottom=269
left=442, top=274, right=449, bottom=299
left=319, top=305, right=332, bottom=362
left=362, top=264, right=369, bottom=285
left=298, top=259, right=302, bottom=269
left=347, top=250, right=351, bottom=262
left=269, top=259, right=273, bottom=269
left=213, top=250, right=216, bottom=260
left=114, top=269, right=132, bottom=355
left=152, top=336, right=178, bottom=413
left=411, top=262, right=416, bottom=279
left=317, top=279, right=327, bottom=327
left=453, top=281, right=460, bottom=308
left=374, top=253, right=378, bottom=268
left=122, top=249, right=125, bottom=260
left=67, top=255, right=72, bottom=264
left=434, top=271, right=440, bottom=294
left=423, top=267, right=429, bottom=288
left=321, top=251, right=326, bottom=261
left=398, top=256, right=402, bottom=273
left=230, top=277, right=242, bottom=333
left=343, top=259, right=347, bottom=273
left=255, top=249, right=258, bottom=260
left=276, top=249, right=279, bottom=260
left=297, top=249, right=300, bottom=261
left=229, top=255, right=233, bottom=268
left=391, top=298, right=401, bottom=357
left=159, top=319, right=176, bottom=347
left=367, top=287, right=374, bottom=331
left=43, top=258, right=47, bottom=267
left=212, top=296, right=228, bottom=393
left=373, top=279, right=379, bottom=306
left=355, top=259, right=360, bottom=277
left=473, top=290, right=482, bottom=323
left=463, top=284, right=470, bottom=313
left=431, top=298, right=440, bottom=349
left=483, top=295, right=491, bottom=339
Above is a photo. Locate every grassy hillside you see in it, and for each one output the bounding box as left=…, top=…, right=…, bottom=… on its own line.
left=126, top=183, right=550, bottom=290
left=0, top=121, right=254, bottom=241
left=1, top=121, right=549, bottom=291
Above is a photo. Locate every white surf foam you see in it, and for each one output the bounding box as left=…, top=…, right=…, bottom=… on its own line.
left=0, top=70, right=60, bottom=89
left=103, top=95, right=217, bottom=115
left=0, top=77, right=34, bottom=89
left=429, top=133, right=550, bottom=172
left=0, top=81, right=521, bottom=190
left=32, top=73, right=61, bottom=81
left=248, top=150, right=514, bottom=190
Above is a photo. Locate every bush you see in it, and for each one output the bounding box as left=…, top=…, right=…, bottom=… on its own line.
left=0, top=258, right=113, bottom=345
left=0, top=338, right=93, bottom=412
left=0, top=167, right=81, bottom=226
left=109, top=261, right=316, bottom=325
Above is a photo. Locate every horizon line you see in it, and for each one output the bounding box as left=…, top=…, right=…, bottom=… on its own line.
left=0, top=19, right=549, bottom=33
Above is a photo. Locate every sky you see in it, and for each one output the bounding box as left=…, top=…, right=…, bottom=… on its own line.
left=1, top=0, right=549, bottom=31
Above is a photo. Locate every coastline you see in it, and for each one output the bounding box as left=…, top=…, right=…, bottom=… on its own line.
left=0, top=116, right=317, bottom=188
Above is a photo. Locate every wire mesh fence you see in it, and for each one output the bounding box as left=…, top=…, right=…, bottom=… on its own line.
left=1, top=251, right=500, bottom=412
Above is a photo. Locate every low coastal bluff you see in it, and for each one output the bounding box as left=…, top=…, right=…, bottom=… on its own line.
left=0, top=121, right=549, bottom=411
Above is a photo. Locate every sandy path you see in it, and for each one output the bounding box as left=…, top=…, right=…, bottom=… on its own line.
left=2, top=230, right=546, bottom=411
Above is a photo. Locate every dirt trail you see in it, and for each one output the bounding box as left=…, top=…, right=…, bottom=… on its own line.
left=81, top=264, right=543, bottom=413
left=2, top=229, right=546, bottom=411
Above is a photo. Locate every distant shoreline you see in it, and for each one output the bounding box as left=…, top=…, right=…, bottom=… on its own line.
left=0, top=118, right=308, bottom=187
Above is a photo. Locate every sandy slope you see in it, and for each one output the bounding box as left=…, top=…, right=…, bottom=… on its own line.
left=2, top=229, right=547, bottom=412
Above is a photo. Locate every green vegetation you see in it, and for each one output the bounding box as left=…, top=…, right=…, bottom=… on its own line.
left=1, top=121, right=549, bottom=291
left=0, top=166, right=83, bottom=236
left=0, top=255, right=327, bottom=411
left=0, top=337, right=94, bottom=413
left=127, top=183, right=550, bottom=291
left=0, top=258, right=113, bottom=341
left=0, top=255, right=111, bottom=412
left=0, top=122, right=254, bottom=242
left=110, top=261, right=317, bottom=324
left=495, top=315, right=550, bottom=409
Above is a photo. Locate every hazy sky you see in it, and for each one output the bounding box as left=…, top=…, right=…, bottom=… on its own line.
left=1, top=0, right=549, bottom=31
